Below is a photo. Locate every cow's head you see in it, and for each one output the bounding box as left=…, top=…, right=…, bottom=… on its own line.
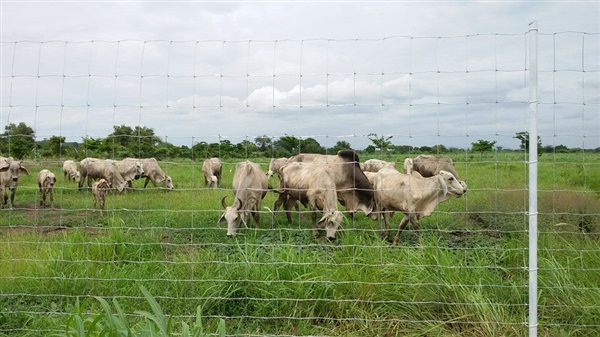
left=45, top=173, right=56, bottom=188
left=438, top=170, right=467, bottom=197
left=318, top=210, right=344, bottom=240
left=219, top=196, right=247, bottom=237
left=208, top=175, right=218, bottom=188
left=115, top=180, right=127, bottom=193
left=0, top=158, right=29, bottom=184
left=161, top=175, right=174, bottom=190
left=134, top=161, right=145, bottom=177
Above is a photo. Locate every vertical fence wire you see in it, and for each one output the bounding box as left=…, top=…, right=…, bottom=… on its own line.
left=0, top=29, right=599, bottom=336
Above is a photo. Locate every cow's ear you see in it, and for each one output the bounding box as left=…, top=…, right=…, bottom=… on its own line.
left=438, top=175, right=448, bottom=196
left=19, top=165, right=29, bottom=176
left=217, top=213, right=225, bottom=225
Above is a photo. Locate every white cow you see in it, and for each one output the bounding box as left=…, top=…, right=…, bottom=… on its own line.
left=92, top=178, right=110, bottom=216
left=202, top=157, right=222, bottom=188
left=372, top=168, right=467, bottom=245
left=219, top=161, right=268, bottom=237
left=139, top=158, right=173, bottom=190
left=123, top=157, right=173, bottom=190
left=362, top=158, right=397, bottom=172
left=79, top=158, right=127, bottom=193
left=62, top=160, right=80, bottom=182
left=37, top=169, right=56, bottom=208
left=277, top=161, right=344, bottom=240
left=0, top=156, right=29, bottom=208
left=403, top=155, right=467, bottom=190
left=266, top=157, right=289, bottom=179
left=107, top=158, right=144, bottom=187
left=286, top=150, right=374, bottom=216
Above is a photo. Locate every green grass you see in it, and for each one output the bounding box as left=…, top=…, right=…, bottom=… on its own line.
left=0, top=153, right=599, bottom=336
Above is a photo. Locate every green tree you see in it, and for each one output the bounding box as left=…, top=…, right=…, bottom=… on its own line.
left=300, top=138, right=325, bottom=154
left=367, top=133, right=393, bottom=152
left=431, top=144, right=448, bottom=154
left=48, top=135, right=66, bottom=157
left=132, top=126, right=163, bottom=158
left=0, top=122, right=35, bottom=159
left=109, top=125, right=134, bottom=147
left=331, top=140, right=352, bottom=153
left=254, top=135, right=272, bottom=152
left=514, top=131, right=542, bottom=154
left=274, top=135, right=301, bottom=155
left=471, top=139, right=497, bottom=158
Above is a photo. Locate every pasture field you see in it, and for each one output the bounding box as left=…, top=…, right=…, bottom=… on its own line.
left=1, top=152, right=599, bottom=336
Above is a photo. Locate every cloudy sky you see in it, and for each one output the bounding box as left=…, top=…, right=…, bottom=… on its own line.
left=1, top=1, right=599, bottom=151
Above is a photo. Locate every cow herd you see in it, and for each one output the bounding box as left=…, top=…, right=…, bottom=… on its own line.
left=0, top=156, right=173, bottom=214
left=1, top=151, right=467, bottom=244
left=208, top=151, right=468, bottom=244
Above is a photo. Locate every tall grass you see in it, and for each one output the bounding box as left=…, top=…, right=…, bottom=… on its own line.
left=0, top=153, right=598, bottom=336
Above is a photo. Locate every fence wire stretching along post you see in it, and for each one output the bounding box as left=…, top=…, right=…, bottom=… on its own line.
left=528, top=20, right=539, bottom=337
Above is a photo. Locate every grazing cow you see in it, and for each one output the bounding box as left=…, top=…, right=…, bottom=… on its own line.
left=287, top=150, right=374, bottom=216
left=266, top=157, right=289, bottom=179
left=37, top=169, right=56, bottom=208
left=92, top=178, right=110, bottom=216
left=123, top=157, right=173, bottom=190
left=107, top=158, right=144, bottom=187
left=78, top=158, right=127, bottom=193
left=138, top=158, right=173, bottom=190
left=62, top=160, right=80, bottom=182
left=362, top=158, right=397, bottom=172
left=372, top=168, right=467, bottom=245
left=276, top=162, right=344, bottom=240
left=403, top=155, right=467, bottom=189
left=219, top=161, right=268, bottom=237
left=0, top=156, right=29, bottom=209
left=202, top=157, right=223, bottom=188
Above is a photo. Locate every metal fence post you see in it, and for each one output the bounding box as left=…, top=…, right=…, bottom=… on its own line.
left=528, top=20, right=539, bottom=337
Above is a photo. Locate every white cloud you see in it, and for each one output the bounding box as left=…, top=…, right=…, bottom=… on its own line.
left=1, top=2, right=599, bottom=150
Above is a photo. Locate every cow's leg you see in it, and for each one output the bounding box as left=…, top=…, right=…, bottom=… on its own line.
left=409, top=215, right=422, bottom=245
left=393, top=215, right=411, bottom=246
left=284, top=196, right=300, bottom=225
left=311, top=208, right=319, bottom=238
left=9, top=188, right=16, bottom=208
left=382, top=209, right=393, bottom=238
left=143, top=177, right=151, bottom=188
left=252, top=209, right=260, bottom=227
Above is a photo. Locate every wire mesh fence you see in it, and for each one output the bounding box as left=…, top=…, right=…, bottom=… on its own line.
left=0, top=26, right=599, bottom=336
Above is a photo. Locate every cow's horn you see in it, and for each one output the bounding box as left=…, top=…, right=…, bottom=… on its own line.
left=221, top=196, right=228, bottom=209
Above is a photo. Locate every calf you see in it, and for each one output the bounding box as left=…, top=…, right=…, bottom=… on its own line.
left=92, top=178, right=110, bottom=216
left=37, top=169, right=56, bottom=208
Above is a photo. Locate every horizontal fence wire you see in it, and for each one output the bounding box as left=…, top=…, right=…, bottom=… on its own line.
left=0, top=31, right=599, bottom=336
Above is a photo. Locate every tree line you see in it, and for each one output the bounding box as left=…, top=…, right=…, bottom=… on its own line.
left=1, top=122, right=597, bottom=161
